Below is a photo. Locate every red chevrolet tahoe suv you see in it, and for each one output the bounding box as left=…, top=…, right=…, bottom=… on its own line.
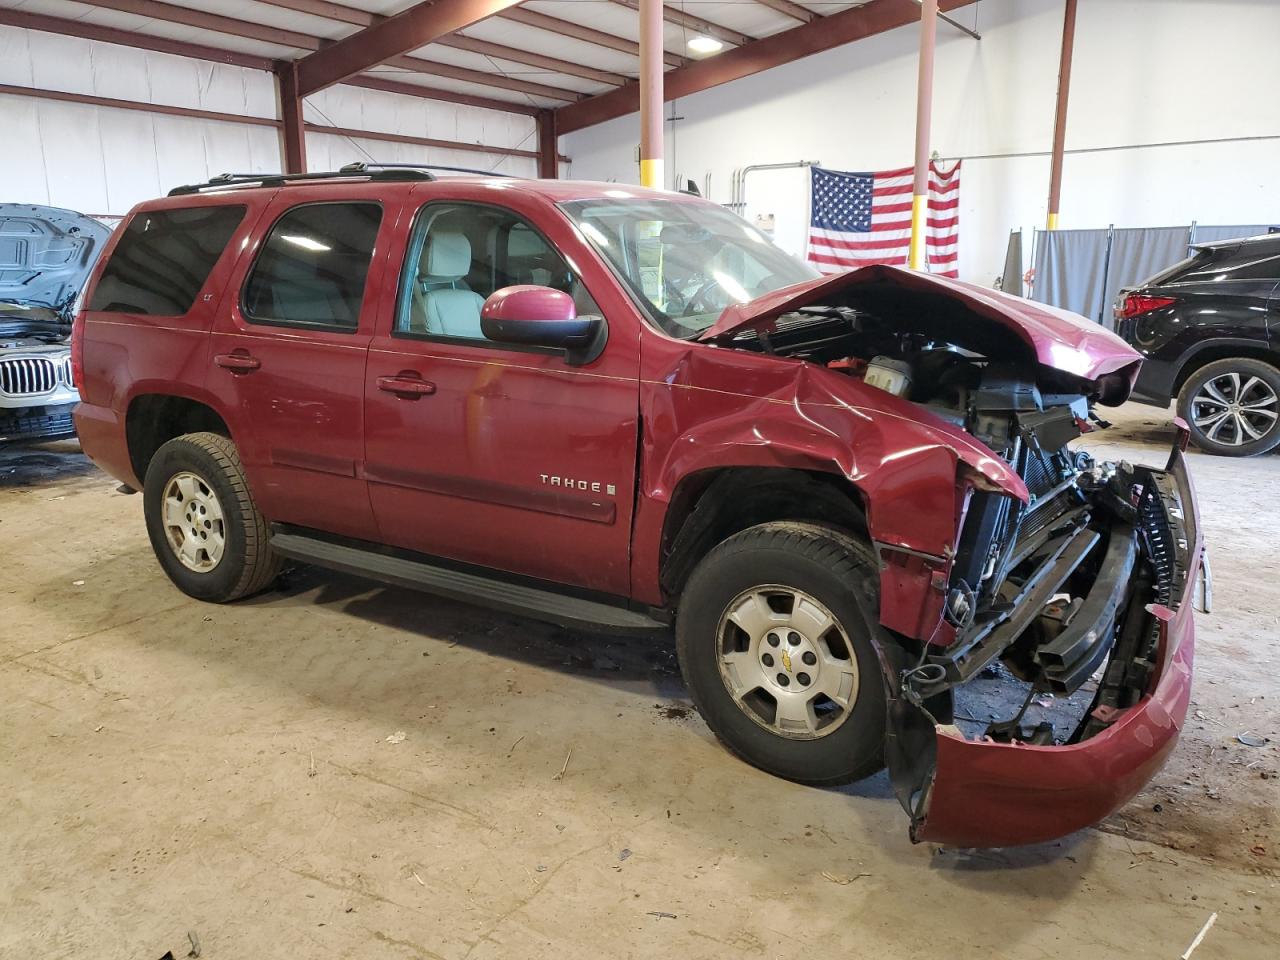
left=74, top=165, right=1206, bottom=847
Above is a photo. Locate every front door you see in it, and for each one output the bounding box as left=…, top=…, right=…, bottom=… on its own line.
left=362, top=199, right=640, bottom=596
left=206, top=196, right=392, bottom=540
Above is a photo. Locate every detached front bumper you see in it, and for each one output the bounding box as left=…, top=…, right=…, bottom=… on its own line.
left=892, top=427, right=1204, bottom=847
left=0, top=400, right=78, bottom=444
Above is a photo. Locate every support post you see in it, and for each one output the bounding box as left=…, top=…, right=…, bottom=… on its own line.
left=1046, top=0, right=1077, bottom=230
left=537, top=110, right=558, bottom=179
left=638, top=0, right=663, bottom=188
left=908, top=0, right=937, bottom=271
left=276, top=60, right=307, bottom=174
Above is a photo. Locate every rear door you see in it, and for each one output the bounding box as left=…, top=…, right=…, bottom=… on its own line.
left=362, top=193, right=641, bottom=596
left=206, top=193, right=395, bottom=540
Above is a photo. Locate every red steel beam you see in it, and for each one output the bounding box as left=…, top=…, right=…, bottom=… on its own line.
left=254, top=0, right=625, bottom=86
left=558, top=0, right=978, bottom=134
left=304, top=123, right=540, bottom=159
left=500, top=8, right=687, bottom=68
left=74, top=0, right=580, bottom=102
left=610, top=0, right=754, bottom=48
left=0, top=83, right=539, bottom=160
left=753, top=0, right=818, bottom=23
left=295, top=0, right=527, bottom=95
left=0, top=8, right=275, bottom=71
left=537, top=110, right=559, bottom=178
left=0, top=7, right=541, bottom=117
left=343, top=75, right=539, bottom=116
left=0, top=82, right=280, bottom=128
left=78, top=0, right=321, bottom=51
left=276, top=61, right=308, bottom=173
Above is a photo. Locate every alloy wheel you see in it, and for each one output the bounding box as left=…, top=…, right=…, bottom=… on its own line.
left=161, top=471, right=226, bottom=573
left=716, top=585, right=859, bottom=740
left=1190, top=371, right=1279, bottom=447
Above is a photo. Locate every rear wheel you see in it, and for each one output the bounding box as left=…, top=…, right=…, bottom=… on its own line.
left=1178, top=357, right=1280, bottom=457
left=675, top=522, right=886, bottom=786
left=143, top=432, right=282, bottom=602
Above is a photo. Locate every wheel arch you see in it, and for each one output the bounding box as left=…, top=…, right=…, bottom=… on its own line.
left=125, top=391, right=234, bottom=487
left=1171, top=340, right=1280, bottom=398
left=658, top=466, right=871, bottom=601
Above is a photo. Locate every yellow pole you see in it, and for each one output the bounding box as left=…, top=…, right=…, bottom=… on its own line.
left=909, top=0, right=938, bottom=270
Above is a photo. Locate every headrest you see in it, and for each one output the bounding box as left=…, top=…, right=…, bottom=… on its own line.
left=425, top=231, right=471, bottom=279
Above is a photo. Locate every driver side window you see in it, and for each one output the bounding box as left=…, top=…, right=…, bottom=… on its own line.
left=395, top=202, right=601, bottom=343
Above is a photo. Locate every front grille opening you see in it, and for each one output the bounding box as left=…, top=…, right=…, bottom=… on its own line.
left=0, top=357, right=58, bottom=396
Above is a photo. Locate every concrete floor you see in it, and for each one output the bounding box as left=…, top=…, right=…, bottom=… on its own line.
left=1, top=404, right=1276, bottom=959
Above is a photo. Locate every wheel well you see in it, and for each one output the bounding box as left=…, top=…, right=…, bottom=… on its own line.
left=659, top=468, right=869, bottom=601
left=126, top=395, right=230, bottom=483
left=1174, top=346, right=1280, bottom=397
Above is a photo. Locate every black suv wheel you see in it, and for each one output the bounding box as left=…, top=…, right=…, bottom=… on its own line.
left=676, top=522, right=886, bottom=786
left=143, top=432, right=282, bottom=601
left=1178, top=358, right=1280, bottom=457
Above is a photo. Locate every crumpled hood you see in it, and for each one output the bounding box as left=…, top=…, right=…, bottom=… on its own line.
left=0, top=204, right=112, bottom=319
left=699, top=264, right=1141, bottom=385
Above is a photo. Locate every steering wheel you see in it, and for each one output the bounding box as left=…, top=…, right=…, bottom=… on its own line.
left=685, top=277, right=729, bottom=316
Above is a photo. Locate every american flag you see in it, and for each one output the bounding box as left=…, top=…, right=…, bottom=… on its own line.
left=806, top=162, right=961, bottom=277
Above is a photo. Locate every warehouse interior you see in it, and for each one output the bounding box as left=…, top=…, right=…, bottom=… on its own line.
left=1, top=0, right=1277, bottom=957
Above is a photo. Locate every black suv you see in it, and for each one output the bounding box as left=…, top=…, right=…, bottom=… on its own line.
left=1117, top=233, right=1280, bottom=456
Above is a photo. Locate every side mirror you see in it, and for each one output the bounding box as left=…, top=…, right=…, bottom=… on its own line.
left=480, top=285, right=604, bottom=362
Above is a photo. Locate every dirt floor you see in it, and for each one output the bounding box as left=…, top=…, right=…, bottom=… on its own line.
left=1, top=404, right=1276, bottom=959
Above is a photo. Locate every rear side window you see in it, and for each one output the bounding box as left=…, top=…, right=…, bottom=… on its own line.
left=242, top=202, right=382, bottom=330
left=88, top=205, right=245, bottom=315
left=1153, top=245, right=1280, bottom=285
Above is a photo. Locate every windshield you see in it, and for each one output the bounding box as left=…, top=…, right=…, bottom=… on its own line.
left=560, top=197, right=818, bottom=337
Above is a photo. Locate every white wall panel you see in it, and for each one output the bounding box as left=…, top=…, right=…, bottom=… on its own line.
left=1, top=24, right=540, bottom=216
left=563, top=0, right=1280, bottom=285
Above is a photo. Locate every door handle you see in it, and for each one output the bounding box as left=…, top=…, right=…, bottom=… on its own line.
left=377, top=374, right=436, bottom=397
left=214, top=352, right=261, bottom=373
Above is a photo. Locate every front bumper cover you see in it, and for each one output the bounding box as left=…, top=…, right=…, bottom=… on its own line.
left=887, top=425, right=1203, bottom=847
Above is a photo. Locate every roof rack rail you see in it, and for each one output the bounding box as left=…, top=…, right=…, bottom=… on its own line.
left=338, top=161, right=515, bottom=178
left=167, top=167, right=437, bottom=197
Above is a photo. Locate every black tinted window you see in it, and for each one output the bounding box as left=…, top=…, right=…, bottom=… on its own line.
left=243, top=203, right=382, bottom=329
left=1157, top=245, right=1280, bottom=284
left=88, top=205, right=245, bottom=315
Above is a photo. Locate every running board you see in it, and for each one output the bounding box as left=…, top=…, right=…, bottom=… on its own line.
left=269, top=531, right=666, bottom=635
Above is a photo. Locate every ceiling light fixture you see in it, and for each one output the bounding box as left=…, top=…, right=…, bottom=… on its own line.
left=687, top=35, right=724, bottom=55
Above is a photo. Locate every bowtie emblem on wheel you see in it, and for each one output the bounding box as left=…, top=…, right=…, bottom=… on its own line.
left=781, top=649, right=792, bottom=673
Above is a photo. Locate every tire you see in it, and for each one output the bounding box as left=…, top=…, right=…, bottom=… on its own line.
left=675, top=521, right=887, bottom=786
left=1177, top=357, right=1280, bottom=457
left=143, top=432, right=282, bottom=602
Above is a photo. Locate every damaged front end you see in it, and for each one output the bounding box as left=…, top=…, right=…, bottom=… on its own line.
left=703, top=266, right=1205, bottom=847
left=890, top=419, right=1203, bottom=846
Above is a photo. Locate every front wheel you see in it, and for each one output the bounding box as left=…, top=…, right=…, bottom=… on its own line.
left=675, top=522, right=887, bottom=786
left=143, top=432, right=282, bottom=602
left=1178, top=357, right=1280, bottom=457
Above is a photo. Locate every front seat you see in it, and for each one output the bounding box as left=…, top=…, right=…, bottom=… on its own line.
left=415, top=231, right=484, bottom=338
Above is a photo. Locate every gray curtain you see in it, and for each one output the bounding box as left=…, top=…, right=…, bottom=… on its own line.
left=1001, top=230, right=1023, bottom=297
left=1031, top=223, right=1279, bottom=328
left=1190, top=223, right=1277, bottom=245
left=1033, top=229, right=1111, bottom=321
left=1100, top=227, right=1191, bottom=327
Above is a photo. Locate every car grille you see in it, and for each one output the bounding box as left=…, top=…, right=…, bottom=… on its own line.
left=0, top=357, right=62, bottom=397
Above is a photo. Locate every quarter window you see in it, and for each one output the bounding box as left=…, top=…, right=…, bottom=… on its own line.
left=395, top=202, right=600, bottom=342
left=88, top=205, right=245, bottom=316
left=243, top=203, right=382, bottom=330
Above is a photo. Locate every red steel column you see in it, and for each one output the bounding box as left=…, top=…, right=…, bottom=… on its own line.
left=1046, top=0, right=1078, bottom=229
left=276, top=60, right=307, bottom=174
left=908, top=0, right=937, bottom=270
left=537, top=109, right=559, bottom=178
left=638, top=0, right=663, bottom=188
